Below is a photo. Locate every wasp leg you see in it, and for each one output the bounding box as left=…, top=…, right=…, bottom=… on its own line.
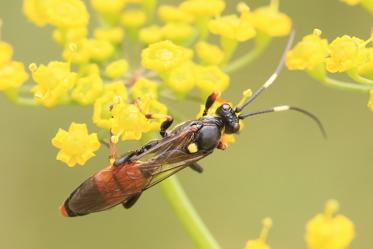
left=189, top=162, right=203, bottom=173
left=114, top=140, right=159, bottom=167
left=217, top=140, right=227, bottom=150
left=122, top=192, right=142, bottom=209
left=160, top=118, right=173, bottom=137
left=203, top=91, right=220, bottom=116
left=135, top=98, right=173, bottom=137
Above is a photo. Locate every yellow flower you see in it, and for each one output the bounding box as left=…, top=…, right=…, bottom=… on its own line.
left=326, top=35, right=366, bottom=73
left=139, top=25, right=163, bottom=44
left=341, top=0, right=360, bottom=5
left=93, top=81, right=127, bottom=129
left=306, top=200, right=355, bottom=249
left=131, top=77, right=158, bottom=99
left=23, top=0, right=47, bottom=27
left=166, top=62, right=195, bottom=95
left=162, top=22, right=194, bottom=43
left=245, top=218, right=272, bottom=249
left=158, top=5, right=194, bottom=23
left=195, top=41, right=224, bottom=65
left=286, top=29, right=329, bottom=71
left=94, top=27, right=124, bottom=44
left=71, top=73, right=103, bottom=105
left=105, top=59, right=129, bottom=79
left=0, top=61, right=29, bottom=91
left=110, top=98, right=151, bottom=141
left=179, top=0, right=225, bottom=17
left=359, top=48, right=373, bottom=78
left=86, top=39, right=115, bottom=62
left=91, top=0, right=126, bottom=14
left=62, top=39, right=91, bottom=64
left=194, top=65, right=229, bottom=97
left=248, top=4, right=292, bottom=37
left=51, top=122, right=100, bottom=167
left=0, top=42, right=13, bottom=67
left=141, top=40, right=193, bottom=72
left=52, top=27, right=87, bottom=44
left=120, top=9, right=146, bottom=28
left=30, top=61, right=77, bottom=108
left=42, top=0, right=89, bottom=29
left=209, top=15, right=256, bottom=42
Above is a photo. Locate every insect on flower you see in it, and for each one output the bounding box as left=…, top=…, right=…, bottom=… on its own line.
left=60, top=31, right=326, bottom=217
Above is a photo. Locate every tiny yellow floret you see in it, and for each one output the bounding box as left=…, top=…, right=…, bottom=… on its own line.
left=42, top=0, right=89, bottom=29
left=93, top=81, right=128, bottom=129
left=166, top=62, right=195, bottom=96
left=194, top=65, right=229, bottom=98
left=0, top=42, right=13, bottom=67
left=248, top=5, right=292, bottom=37
left=31, top=61, right=76, bottom=107
left=141, top=40, right=193, bottom=72
left=195, top=41, right=224, bottom=65
left=105, top=59, right=129, bottom=79
left=245, top=217, right=272, bottom=249
left=139, top=25, right=163, bottom=44
left=180, top=0, right=225, bottom=17
left=72, top=73, right=103, bottom=105
left=91, top=0, right=127, bottom=14
left=158, top=5, right=194, bottom=23
left=0, top=61, right=29, bottom=91
left=131, top=77, right=158, bottom=99
left=286, top=29, right=329, bottom=71
left=120, top=9, right=146, bottom=28
left=209, top=15, right=256, bottom=42
left=306, top=199, right=355, bottom=249
left=110, top=98, right=151, bottom=141
left=326, top=35, right=366, bottom=73
left=162, top=22, right=193, bottom=43
left=51, top=122, right=100, bottom=167
left=94, top=27, right=124, bottom=44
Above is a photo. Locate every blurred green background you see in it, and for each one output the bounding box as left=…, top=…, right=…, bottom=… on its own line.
left=1, top=0, right=372, bottom=249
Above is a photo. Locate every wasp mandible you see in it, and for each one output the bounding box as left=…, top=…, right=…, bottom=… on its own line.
left=60, top=31, right=326, bottom=217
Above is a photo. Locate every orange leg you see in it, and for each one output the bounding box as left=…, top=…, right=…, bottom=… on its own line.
left=135, top=98, right=174, bottom=137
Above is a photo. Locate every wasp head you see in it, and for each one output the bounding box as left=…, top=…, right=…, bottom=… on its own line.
left=216, top=103, right=240, bottom=134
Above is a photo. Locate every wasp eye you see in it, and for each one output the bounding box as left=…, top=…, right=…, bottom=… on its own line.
left=222, top=104, right=230, bottom=110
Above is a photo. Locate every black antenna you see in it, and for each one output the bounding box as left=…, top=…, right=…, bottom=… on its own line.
left=235, top=30, right=295, bottom=113
left=238, top=105, right=327, bottom=138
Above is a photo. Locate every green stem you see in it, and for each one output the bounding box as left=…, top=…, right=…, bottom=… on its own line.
left=306, top=67, right=372, bottom=92
left=347, top=69, right=373, bottom=86
left=223, top=34, right=271, bottom=73
left=159, top=176, right=221, bottom=249
left=323, top=76, right=371, bottom=92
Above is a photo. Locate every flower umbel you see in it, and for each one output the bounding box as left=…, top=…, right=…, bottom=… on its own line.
left=51, top=122, right=101, bottom=167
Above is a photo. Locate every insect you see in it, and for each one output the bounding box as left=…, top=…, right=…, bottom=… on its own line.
left=60, top=31, right=326, bottom=217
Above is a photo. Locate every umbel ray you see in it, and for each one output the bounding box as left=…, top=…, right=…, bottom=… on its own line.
left=60, top=31, right=326, bottom=217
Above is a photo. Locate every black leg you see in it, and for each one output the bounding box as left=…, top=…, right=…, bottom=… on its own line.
left=160, top=117, right=173, bottom=137
left=122, top=192, right=142, bottom=209
left=203, top=91, right=219, bottom=116
left=189, top=162, right=203, bottom=173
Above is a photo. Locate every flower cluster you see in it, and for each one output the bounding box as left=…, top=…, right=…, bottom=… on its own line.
left=0, top=0, right=292, bottom=167
left=286, top=29, right=373, bottom=111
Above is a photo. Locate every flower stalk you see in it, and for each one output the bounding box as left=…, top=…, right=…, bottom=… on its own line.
left=159, top=176, right=221, bottom=249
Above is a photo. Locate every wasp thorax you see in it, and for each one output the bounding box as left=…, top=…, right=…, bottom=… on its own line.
left=216, top=104, right=240, bottom=134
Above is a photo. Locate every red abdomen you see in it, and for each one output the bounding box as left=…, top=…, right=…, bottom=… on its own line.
left=60, top=162, right=147, bottom=217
